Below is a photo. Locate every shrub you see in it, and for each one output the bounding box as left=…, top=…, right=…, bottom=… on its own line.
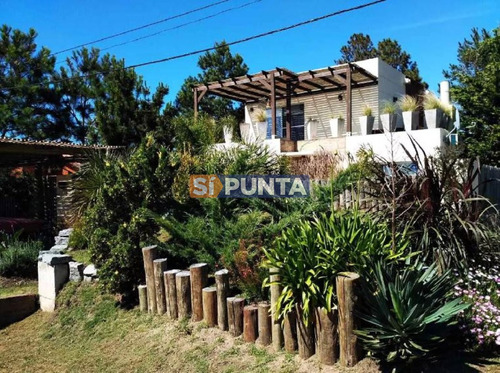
left=0, top=169, right=38, bottom=218
left=398, top=95, right=419, bottom=112
left=362, top=140, right=498, bottom=270
left=264, top=209, right=409, bottom=323
left=357, top=260, right=469, bottom=370
left=382, top=101, right=397, bottom=115
left=0, top=232, right=43, bottom=278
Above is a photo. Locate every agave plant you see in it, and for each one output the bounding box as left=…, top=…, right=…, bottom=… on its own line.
left=357, top=260, right=469, bottom=370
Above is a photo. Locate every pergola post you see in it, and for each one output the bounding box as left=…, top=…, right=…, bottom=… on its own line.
left=346, top=64, right=352, bottom=135
left=285, top=82, right=292, bottom=140
left=270, top=74, right=277, bottom=139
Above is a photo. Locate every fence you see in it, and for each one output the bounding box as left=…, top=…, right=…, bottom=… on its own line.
left=140, top=245, right=363, bottom=367
left=479, top=164, right=500, bottom=209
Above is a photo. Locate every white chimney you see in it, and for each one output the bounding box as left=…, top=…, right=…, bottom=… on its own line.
left=440, top=81, right=450, bottom=105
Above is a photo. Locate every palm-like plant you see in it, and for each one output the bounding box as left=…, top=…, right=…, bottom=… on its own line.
left=357, top=260, right=469, bottom=370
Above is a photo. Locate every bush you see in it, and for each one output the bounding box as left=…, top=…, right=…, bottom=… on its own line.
left=357, top=260, right=468, bottom=371
left=264, top=209, right=409, bottom=323
left=0, top=232, right=43, bottom=278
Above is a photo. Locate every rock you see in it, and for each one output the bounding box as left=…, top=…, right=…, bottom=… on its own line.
left=83, top=264, right=98, bottom=282
left=38, top=253, right=72, bottom=266
left=50, top=245, right=68, bottom=253
left=58, top=228, right=74, bottom=237
left=54, top=236, right=70, bottom=246
left=69, top=261, right=84, bottom=282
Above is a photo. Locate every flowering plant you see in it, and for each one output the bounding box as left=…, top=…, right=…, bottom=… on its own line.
left=453, top=257, right=500, bottom=349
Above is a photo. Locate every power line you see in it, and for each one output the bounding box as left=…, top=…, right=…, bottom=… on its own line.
left=100, top=0, right=263, bottom=53
left=50, top=0, right=231, bottom=56
left=128, top=0, right=387, bottom=69
left=2, top=0, right=387, bottom=91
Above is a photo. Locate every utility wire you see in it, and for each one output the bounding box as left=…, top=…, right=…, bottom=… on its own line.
left=100, top=0, right=263, bottom=53
left=50, top=0, right=231, bottom=56
left=129, top=0, right=387, bottom=69
left=2, top=0, right=387, bottom=91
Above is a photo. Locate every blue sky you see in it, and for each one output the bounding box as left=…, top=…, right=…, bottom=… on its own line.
left=2, top=0, right=499, bottom=102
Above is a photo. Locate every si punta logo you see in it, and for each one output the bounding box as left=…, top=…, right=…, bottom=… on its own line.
left=189, top=175, right=310, bottom=198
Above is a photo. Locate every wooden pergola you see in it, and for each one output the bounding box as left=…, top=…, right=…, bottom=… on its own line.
left=193, top=62, right=378, bottom=139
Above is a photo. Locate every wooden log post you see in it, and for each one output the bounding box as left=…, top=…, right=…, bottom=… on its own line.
left=336, top=272, right=361, bottom=367
left=269, top=268, right=284, bottom=351
left=296, top=304, right=315, bottom=360
left=258, top=302, right=272, bottom=346
left=202, top=287, right=217, bottom=327
left=142, top=245, right=158, bottom=313
left=315, top=307, right=339, bottom=365
left=284, top=310, right=298, bottom=352
left=215, top=269, right=230, bottom=331
left=243, top=305, right=259, bottom=343
left=227, top=297, right=245, bottom=337
left=138, top=284, right=147, bottom=312
left=153, top=258, right=168, bottom=314
left=164, top=269, right=180, bottom=318
left=190, top=263, right=208, bottom=322
left=176, top=271, right=191, bottom=319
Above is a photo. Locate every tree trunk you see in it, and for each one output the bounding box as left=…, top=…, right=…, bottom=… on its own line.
left=315, top=307, right=339, bottom=365
left=165, top=269, right=180, bottom=318
left=243, top=305, right=259, bottom=342
left=142, top=245, right=158, bottom=313
left=176, top=271, right=191, bottom=319
left=190, top=263, right=208, bottom=322
left=336, top=272, right=361, bottom=367
left=138, top=284, right=147, bottom=312
left=153, top=258, right=168, bottom=314
left=227, top=297, right=245, bottom=337
left=270, top=268, right=283, bottom=351
left=284, top=310, right=298, bottom=352
left=215, top=269, right=229, bottom=331
left=296, top=304, right=315, bottom=359
left=202, top=287, right=217, bottom=327
left=258, top=302, right=272, bottom=346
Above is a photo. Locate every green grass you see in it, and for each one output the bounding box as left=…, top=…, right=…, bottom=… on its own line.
left=0, top=276, right=37, bottom=298
left=0, top=283, right=299, bottom=373
left=69, top=250, right=91, bottom=265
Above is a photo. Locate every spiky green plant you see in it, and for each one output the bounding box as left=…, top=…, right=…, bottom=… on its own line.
left=362, top=104, right=373, bottom=117
left=398, top=95, right=419, bottom=112
left=382, top=101, right=397, bottom=115
left=423, top=92, right=442, bottom=110
left=357, top=260, right=469, bottom=370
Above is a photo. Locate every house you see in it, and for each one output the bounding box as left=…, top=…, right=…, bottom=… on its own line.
left=193, top=58, right=454, bottom=165
left=0, top=138, right=122, bottom=232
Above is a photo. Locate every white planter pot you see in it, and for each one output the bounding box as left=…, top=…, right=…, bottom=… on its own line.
left=424, top=108, right=444, bottom=129
left=402, top=111, right=419, bottom=131
left=358, top=116, right=374, bottom=136
left=306, top=120, right=318, bottom=140
left=256, top=121, right=267, bottom=141
left=380, top=113, right=398, bottom=133
left=223, top=126, right=233, bottom=144
left=329, top=118, right=345, bottom=138
left=239, top=123, right=252, bottom=142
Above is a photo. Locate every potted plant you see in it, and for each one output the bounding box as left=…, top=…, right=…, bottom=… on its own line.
left=380, top=101, right=398, bottom=133
left=306, top=118, right=318, bottom=140
left=255, top=109, right=268, bottom=141
left=223, top=125, right=233, bottom=144
left=423, top=92, right=444, bottom=129
left=329, top=114, right=345, bottom=138
left=358, top=104, right=374, bottom=136
left=398, top=95, right=419, bottom=131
